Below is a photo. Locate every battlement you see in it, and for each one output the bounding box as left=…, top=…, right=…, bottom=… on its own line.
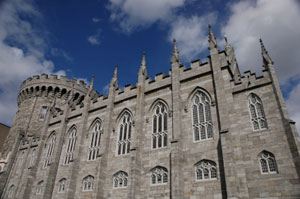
left=17, top=74, right=89, bottom=107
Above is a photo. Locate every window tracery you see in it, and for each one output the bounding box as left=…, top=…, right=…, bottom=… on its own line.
left=58, top=178, right=66, bottom=193
left=36, top=181, right=44, bottom=195
left=63, top=127, right=77, bottom=165
left=192, top=91, right=213, bottom=141
left=88, top=120, right=102, bottom=160
left=8, top=185, right=14, bottom=198
left=82, top=175, right=94, bottom=191
left=117, top=112, right=132, bottom=155
left=44, top=132, right=56, bottom=168
left=113, top=171, right=128, bottom=188
left=249, top=93, right=267, bottom=130
left=195, top=160, right=217, bottom=180
left=151, top=166, right=168, bottom=185
left=152, top=102, right=168, bottom=149
left=259, top=151, right=277, bottom=174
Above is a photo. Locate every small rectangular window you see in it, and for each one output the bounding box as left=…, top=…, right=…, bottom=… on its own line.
left=39, top=107, right=47, bottom=121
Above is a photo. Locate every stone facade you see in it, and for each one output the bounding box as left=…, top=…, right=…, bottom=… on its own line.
left=0, top=26, right=300, bottom=199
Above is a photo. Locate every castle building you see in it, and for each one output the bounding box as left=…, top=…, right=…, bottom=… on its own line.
left=0, top=25, right=300, bottom=199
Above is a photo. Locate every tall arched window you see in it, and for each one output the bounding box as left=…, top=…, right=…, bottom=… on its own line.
left=8, top=185, right=14, bottom=198
left=259, top=151, right=277, bottom=174
left=117, top=111, right=132, bottom=155
left=44, top=132, right=56, bottom=168
left=63, top=127, right=77, bottom=165
left=88, top=120, right=102, bottom=160
left=17, top=150, right=26, bottom=173
left=58, top=178, right=66, bottom=193
left=36, top=181, right=44, bottom=195
left=192, top=91, right=213, bottom=141
left=249, top=93, right=267, bottom=130
left=29, top=148, right=37, bottom=168
left=152, top=102, right=168, bottom=149
left=195, top=160, right=217, bottom=180
left=151, top=166, right=168, bottom=185
left=113, top=171, right=128, bottom=188
left=82, top=175, right=94, bottom=191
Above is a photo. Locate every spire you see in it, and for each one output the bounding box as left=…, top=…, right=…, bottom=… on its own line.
left=110, top=64, right=118, bottom=88
left=223, top=35, right=241, bottom=81
left=89, top=75, right=94, bottom=90
left=171, top=39, right=180, bottom=64
left=208, top=24, right=218, bottom=51
left=260, top=38, right=274, bottom=67
left=139, top=52, right=147, bottom=76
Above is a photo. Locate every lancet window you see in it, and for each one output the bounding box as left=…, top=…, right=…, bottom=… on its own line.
left=113, top=171, right=128, bottom=188
left=195, top=160, right=217, bottom=180
left=259, top=151, right=277, bottom=174
left=152, top=102, right=168, bottom=149
left=192, top=91, right=213, bottom=141
left=8, top=185, right=14, bottom=198
left=17, top=150, right=25, bottom=173
left=249, top=93, right=267, bottom=130
left=39, top=106, right=47, bottom=121
left=88, top=120, right=102, bottom=160
left=151, top=166, right=168, bottom=185
left=36, top=181, right=44, bottom=195
left=29, top=148, right=37, bottom=168
left=58, top=178, right=66, bottom=193
left=117, top=111, right=132, bottom=155
left=63, top=127, right=77, bottom=165
left=82, top=175, right=94, bottom=191
left=44, top=132, right=56, bottom=168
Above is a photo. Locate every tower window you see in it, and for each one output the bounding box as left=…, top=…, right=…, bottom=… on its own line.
left=113, top=171, right=128, bottom=188
left=83, top=175, right=94, bottom=191
left=259, top=151, right=278, bottom=174
left=88, top=120, right=102, bottom=161
left=58, top=178, right=66, bottom=193
left=44, top=132, right=56, bottom=168
left=249, top=93, right=267, bottom=130
left=63, top=127, right=77, bottom=165
left=36, top=181, right=44, bottom=195
left=39, top=106, right=47, bottom=121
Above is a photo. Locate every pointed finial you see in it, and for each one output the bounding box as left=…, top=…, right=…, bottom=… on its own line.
left=113, top=64, right=118, bottom=78
left=208, top=24, right=218, bottom=50
left=90, top=75, right=95, bottom=89
left=139, top=51, right=147, bottom=76
left=224, top=35, right=228, bottom=45
left=259, top=38, right=274, bottom=66
left=171, top=38, right=180, bottom=64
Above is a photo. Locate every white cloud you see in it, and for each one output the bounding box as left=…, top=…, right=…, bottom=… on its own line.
left=107, top=0, right=186, bottom=33
left=92, top=17, right=101, bottom=23
left=169, top=13, right=216, bottom=61
left=87, top=29, right=102, bottom=45
left=0, top=0, right=64, bottom=126
left=222, top=0, right=300, bottom=133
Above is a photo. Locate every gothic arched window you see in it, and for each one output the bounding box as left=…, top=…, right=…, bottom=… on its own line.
left=36, top=181, right=44, bottom=195
left=88, top=120, right=102, bottom=160
left=249, top=93, right=267, bottom=130
left=29, top=148, right=37, bottom=168
left=259, top=151, right=277, bottom=174
left=192, top=91, right=213, bottom=141
left=83, top=175, right=94, bottom=191
left=152, top=102, right=168, bottom=149
left=113, top=171, right=128, bottom=188
left=58, top=178, right=66, bottom=193
left=17, top=150, right=26, bottom=173
left=195, top=160, right=217, bottom=180
left=44, top=132, right=56, bottom=168
left=8, top=185, right=14, bottom=198
left=117, top=111, right=132, bottom=155
left=151, top=166, right=168, bottom=185
left=63, top=127, right=77, bottom=165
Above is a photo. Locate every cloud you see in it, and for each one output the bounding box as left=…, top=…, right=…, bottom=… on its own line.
left=87, top=29, right=102, bottom=45
left=168, top=13, right=216, bottom=61
left=92, top=17, right=101, bottom=23
left=286, top=81, right=300, bottom=135
left=221, top=0, right=300, bottom=133
left=107, top=0, right=186, bottom=33
left=0, top=0, right=64, bottom=126
left=50, top=48, right=72, bottom=61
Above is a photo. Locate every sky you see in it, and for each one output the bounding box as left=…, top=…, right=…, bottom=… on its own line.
left=0, top=0, right=300, bottom=133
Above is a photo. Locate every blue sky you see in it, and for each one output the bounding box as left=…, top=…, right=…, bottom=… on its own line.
left=0, top=0, right=300, bottom=133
